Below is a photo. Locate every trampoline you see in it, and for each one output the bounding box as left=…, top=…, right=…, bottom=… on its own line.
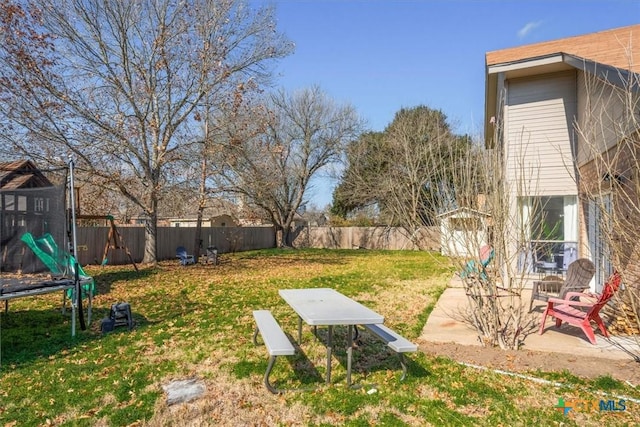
left=1, top=276, right=75, bottom=311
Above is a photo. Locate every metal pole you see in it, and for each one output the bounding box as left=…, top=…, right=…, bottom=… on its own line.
left=68, top=158, right=85, bottom=334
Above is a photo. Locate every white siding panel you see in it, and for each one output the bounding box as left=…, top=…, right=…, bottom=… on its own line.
left=505, top=72, right=578, bottom=196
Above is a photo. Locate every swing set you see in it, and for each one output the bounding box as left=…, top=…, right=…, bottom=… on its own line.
left=76, top=214, right=138, bottom=271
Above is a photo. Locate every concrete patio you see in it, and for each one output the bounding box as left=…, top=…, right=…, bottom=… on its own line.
left=422, top=276, right=639, bottom=361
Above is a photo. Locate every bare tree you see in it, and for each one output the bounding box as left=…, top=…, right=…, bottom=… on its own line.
left=574, top=64, right=640, bottom=357
left=0, top=0, right=292, bottom=263
left=189, top=80, right=264, bottom=259
left=446, top=127, right=540, bottom=349
left=217, top=86, right=363, bottom=247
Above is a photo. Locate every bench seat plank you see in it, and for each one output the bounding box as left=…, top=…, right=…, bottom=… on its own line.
left=253, top=310, right=295, bottom=356
left=252, top=310, right=295, bottom=394
left=362, top=323, right=417, bottom=381
left=364, top=324, right=417, bottom=352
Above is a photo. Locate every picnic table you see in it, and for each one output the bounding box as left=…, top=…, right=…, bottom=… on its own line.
left=278, top=287, right=384, bottom=385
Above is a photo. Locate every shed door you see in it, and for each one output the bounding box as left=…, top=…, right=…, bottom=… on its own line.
left=450, top=216, right=482, bottom=257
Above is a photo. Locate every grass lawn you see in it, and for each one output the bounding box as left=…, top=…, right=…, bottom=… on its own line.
left=0, top=248, right=638, bottom=426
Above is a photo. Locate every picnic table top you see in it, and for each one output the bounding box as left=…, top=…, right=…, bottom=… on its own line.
left=278, top=288, right=384, bottom=326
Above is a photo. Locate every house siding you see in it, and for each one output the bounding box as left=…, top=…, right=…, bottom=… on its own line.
left=578, top=136, right=640, bottom=331
left=505, top=71, right=578, bottom=197
left=576, top=71, right=634, bottom=166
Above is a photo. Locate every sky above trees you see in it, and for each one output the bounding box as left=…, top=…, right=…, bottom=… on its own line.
left=267, top=0, right=640, bottom=207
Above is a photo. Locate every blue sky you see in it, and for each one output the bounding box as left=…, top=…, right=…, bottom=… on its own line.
left=265, top=0, right=640, bottom=208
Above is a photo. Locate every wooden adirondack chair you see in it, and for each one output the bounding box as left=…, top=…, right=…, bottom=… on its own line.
left=460, top=245, right=494, bottom=281
left=538, top=271, right=622, bottom=345
left=529, top=258, right=596, bottom=312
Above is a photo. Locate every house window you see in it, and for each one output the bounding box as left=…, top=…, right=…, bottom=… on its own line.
left=35, top=197, right=45, bottom=212
left=519, top=195, right=578, bottom=269
left=3, top=194, right=15, bottom=211
left=17, top=195, right=27, bottom=211
left=520, top=196, right=577, bottom=242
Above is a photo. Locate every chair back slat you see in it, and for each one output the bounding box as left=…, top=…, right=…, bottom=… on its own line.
left=479, top=245, right=494, bottom=267
left=560, top=258, right=595, bottom=299
left=587, top=271, right=621, bottom=316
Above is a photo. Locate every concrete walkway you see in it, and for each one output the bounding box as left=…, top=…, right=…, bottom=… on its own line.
left=422, top=276, right=639, bottom=360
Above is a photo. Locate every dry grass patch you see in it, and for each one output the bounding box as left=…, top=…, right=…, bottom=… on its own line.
left=146, top=372, right=322, bottom=427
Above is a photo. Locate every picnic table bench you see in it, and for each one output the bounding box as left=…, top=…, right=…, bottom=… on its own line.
left=252, top=310, right=295, bottom=393
left=362, top=323, right=417, bottom=380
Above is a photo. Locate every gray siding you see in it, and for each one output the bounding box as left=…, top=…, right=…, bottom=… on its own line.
left=576, top=71, right=632, bottom=167
left=505, top=71, right=578, bottom=196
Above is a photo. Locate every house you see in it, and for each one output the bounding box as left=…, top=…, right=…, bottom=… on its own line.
left=484, top=24, right=640, bottom=290
left=168, top=214, right=239, bottom=227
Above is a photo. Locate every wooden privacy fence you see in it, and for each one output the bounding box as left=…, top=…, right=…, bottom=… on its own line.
left=73, top=225, right=441, bottom=266
left=292, top=226, right=440, bottom=251
left=75, top=226, right=276, bottom=266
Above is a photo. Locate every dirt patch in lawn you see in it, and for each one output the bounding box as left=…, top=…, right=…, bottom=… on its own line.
left=419, top=340, right=640, bottom=386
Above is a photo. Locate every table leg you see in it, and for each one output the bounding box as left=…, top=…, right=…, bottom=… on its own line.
left=347, top=346, right=352, bottom=386
left=326, top=325, right=333, bottom=384
left=346, top=325, right=360, bottom=387
left=297, top=316, right=302, bottom=343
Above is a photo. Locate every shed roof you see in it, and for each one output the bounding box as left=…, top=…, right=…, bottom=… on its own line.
left=437, top=207, right=491, bottom=218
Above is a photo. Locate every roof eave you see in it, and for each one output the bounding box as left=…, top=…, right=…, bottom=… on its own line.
left=563, top=54, right=640, bottom=91
left=484, top=52, right=640, bottom=149
left=485, top=54, right=565, bottom=148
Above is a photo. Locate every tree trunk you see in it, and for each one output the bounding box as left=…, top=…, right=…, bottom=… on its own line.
left=194, top=157, right=207, bottom=262
left=275, top=226, right=284, bottom=247
left=194, top=209, right=204, bottom=262
left=143, top=212, right=158, bottom=264
left=143, top=195, right=158, bottom=264
left=281, top=226, right=291, bottom=247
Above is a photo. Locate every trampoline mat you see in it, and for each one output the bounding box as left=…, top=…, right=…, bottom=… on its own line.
left=1, top=275, right=74, bottom=296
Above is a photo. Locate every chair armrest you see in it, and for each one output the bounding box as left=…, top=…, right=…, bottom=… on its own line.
left=563, top=291, right=588, bottom=300
left=547, top=296, right=595, bottom=307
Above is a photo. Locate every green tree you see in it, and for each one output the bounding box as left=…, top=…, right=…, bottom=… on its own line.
left=331, top=131, right=389, bottom=219
left=333, top=106, right=472, bottom=240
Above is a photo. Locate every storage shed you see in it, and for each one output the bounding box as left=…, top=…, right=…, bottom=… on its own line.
left=438, top=207, right=491, bottom=257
